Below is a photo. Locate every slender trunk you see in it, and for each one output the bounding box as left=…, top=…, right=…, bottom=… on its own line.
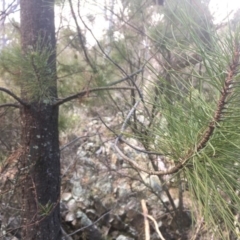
left=20, top=0, right=61, bottom=239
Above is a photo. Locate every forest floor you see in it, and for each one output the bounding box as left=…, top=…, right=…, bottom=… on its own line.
left=0, top=104, right=229, bottom=240
left=58, top=104, right=215, bottom=240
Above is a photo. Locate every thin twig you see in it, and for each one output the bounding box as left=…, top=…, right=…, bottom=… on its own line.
left=120, top=138, right=164, bottom=155
left=97, top=109, right=164, bottom=156
left=106, top=68, right=143, bottom=86
left=77, top=12, right=145, bottom=102
left=67, top=210, right=111, bottom=237
left=61, top=226, right=73, bottom=240
left=114, top=99, right=181, bottom=176
left=60, top=134, right=96, bottom=151
left=146, top=214, right=166, bottom=240
left=120, top=99, right=141, bottom=134
left=0, top=0, right=19, bottom=22
left=115, top=143, right=176, bottom=175
left=54, top=86, right=136, bottom=106
left=68, top=0, right=96, bottom=72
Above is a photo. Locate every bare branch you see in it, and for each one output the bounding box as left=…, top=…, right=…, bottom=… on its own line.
left=106, top=69, right=143, bottom=86
left=113, top=93, right=188, bottom=176
left=60, top=134, right=97, bottom=152
left=67, top=210, right=111, bottom=237
left=120, top=99, right=141, bottom=133
left=120, top=138, right=164, bottom=156
left=0, top=103, right=20, bottom=108
left=61, top=227, right=73, bottom=240
left=146, top=214, right=166, bottom=240
left=68, top=0, right=96, bottom=72
left=114, top=142, right=180, bottom=176
left=76, top=12, right=145, bottom=101
left=54, top=86, right=136, bottom=107
left=141, top=199, right=150, bottom=240
left=0, top=0, right=20, bottom=22
left=0, top=87, right=29, bottom=106
left=97, top=111, right=164, bottom=155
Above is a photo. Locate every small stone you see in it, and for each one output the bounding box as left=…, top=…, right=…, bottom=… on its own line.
left=116, top=235, right=134, bottom=240
left=65, top=212, right=75, bottom=222
left=62, top=192, right=72, bottom=201
left=67, top=199, right=76, bottom=212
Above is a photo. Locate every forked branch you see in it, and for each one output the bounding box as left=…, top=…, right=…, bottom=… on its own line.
left=0, top=87, right=29, bottom=107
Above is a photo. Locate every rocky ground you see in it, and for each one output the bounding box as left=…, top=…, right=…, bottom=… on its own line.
left=0, top=105, right=220, bottom=240
left=59, top=107, right=194, bottom=240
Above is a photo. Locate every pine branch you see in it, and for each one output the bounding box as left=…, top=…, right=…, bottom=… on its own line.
left=197, top=43, right=240, bottom=150
left=114, top=42, right=240, bottom=176
left=0, top=87, right=29, bottom=106
left=54, top=86, right=136, bottom=107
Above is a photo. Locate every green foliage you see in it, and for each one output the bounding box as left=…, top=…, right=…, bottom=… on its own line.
left=149, top=0, right=213, bottom=52
left=59, top=105, right=74, bottom=132
left=0, top=41, right=56, bottom=102
left=38, top=201, right=54, bottom=216
left=138, top=4, right=240, bottom=238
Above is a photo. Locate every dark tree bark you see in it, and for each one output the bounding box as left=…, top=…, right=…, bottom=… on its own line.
left=20, top=0, right=61, bottom=239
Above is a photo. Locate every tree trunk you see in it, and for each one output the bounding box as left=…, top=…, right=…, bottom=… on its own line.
left=20, top=0, right=61, bottom=239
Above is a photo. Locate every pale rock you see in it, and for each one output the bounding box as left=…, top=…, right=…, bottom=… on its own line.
left=117, top=183, right=131, bottom=198
left=62, top=192, right=72, bottom=201
left=116, top=235, right=134, bottom=240
left=95, top=146, right=103, bottom=155
left=104, top=117, right=112, bottom=123
left=67, top=199, right=77, bottom=212
left=88, top=119, right=98, bottom=126
left=84, top=142, right=94, bottom=151
left=77, top=149, right=87, bottom=157
left=65, top=212, right=75, bottom=222
left=72, top=181, right=85, bottom=198
left=76, top=210, right=92, bottom=226
left=149, top=175, right=162, bottom=194
left=137, top=114, right=145, bottom=124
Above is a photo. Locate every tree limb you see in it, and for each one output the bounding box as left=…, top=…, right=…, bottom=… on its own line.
left=0, top=103, right=20, bottom=108
left=54, top=86, right=136, bottom=107
left=0, top=87, right=29, bottom=106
